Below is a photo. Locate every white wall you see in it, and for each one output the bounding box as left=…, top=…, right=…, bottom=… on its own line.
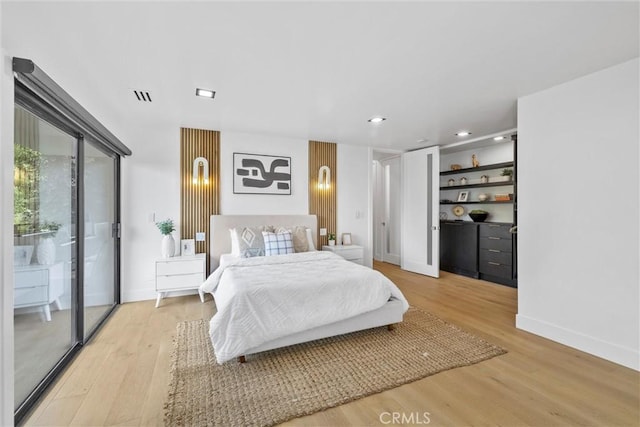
left=220, top=132, right=308, bottom=215
left=337, top=144, right=372, bottom=267
left=1, top=40, right=17, bottom=425
left=121, top=124, right=182, bottom=302
left=517, top=58, right=639, bottom=370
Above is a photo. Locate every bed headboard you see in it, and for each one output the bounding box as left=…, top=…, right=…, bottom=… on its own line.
left=209, top=214, right=318, bottom=272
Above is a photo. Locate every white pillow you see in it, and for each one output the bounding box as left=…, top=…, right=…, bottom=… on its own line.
left=306, top=228, right=317, bottom=251
left=262, top=231, right=295, bottom=256
left=229, top=228, right=240, bottom=256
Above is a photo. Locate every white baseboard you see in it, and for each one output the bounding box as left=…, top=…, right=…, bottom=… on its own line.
left=516, top=314, right=639, bottom=371
left=121, top=287, right=198, bottom=303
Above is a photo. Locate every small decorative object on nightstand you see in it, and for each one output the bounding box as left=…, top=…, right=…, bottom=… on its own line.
left=322, top=244, right=364, bottom=265
left=155, top=253, right=206, bottom=307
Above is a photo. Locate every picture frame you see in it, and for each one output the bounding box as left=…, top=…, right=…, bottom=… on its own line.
left=457, top=191, right=469, bottom=202
left=342, top=233, right=352, bottom=246
left=233, top=152, right=292, bottom=195
left=181, top=239, right=195, bottom=256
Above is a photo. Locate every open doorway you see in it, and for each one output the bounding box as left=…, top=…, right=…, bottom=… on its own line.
left=372, top=151, right=401, bottom=265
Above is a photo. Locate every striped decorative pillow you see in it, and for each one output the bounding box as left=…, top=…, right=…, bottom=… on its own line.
left=262, top=231, right=295, bottom=256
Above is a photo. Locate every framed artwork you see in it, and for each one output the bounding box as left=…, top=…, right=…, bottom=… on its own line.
left=181, top=239, right=195, bottom=256
left=457, top=191, right=469, bottom=202
left=233, top=152, right=292, bottom=195
left=342, top=233, right=352, bottom=246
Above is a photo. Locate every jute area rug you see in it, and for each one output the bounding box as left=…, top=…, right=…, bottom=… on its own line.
left=164, top=307, right=506, bottom=427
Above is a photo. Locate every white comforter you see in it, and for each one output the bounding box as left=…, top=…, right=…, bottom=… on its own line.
left=200, top=251, right=409, bottom=363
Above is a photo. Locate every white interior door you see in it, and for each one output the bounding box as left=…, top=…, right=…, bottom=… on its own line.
left=401, top=146, right=440, bottom=277
left=381, top=157, right=401, bottom=265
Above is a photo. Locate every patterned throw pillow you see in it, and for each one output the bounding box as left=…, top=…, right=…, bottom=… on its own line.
left=262, top=231, right=295, bottom=256
left=275, top=226, right=309, bottom=253
left=231, top=226, right=273, bottom=258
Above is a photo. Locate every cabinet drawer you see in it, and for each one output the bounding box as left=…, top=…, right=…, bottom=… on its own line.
left=479, top=224, right=512, bottom=239
left=479, top=249, right=512, bottom=266
left=156, top=260, right=204, bottom=276
left=479, top=260, right=513, bottom=279
left=14, top=285, right=48, bottom=307
left=156, top=272, right=203, bottom=291
left=479, top=237, right=512, bottom=252
left=14, top=269, right=48, bottom=289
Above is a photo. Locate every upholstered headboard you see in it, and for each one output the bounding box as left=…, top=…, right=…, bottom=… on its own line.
left=209, top=214, right=318, bottom=272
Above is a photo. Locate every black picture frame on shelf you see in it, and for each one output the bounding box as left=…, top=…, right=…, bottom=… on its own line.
left=457, top=191, right=469, bottom=202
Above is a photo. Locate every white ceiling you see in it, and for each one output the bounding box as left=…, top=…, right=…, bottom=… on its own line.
left=3, top=1, right=638, bottom=150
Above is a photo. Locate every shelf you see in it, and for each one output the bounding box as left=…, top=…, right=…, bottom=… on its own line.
left=440, top=161, right=514, bottom=176
left=440, top=181, right=513, bottom=190
left=440, top=201, right=513, bottom=205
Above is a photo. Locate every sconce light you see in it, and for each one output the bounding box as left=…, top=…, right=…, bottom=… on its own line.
left=318, top=165, right=331, bottom=190
left=192, top=157, right=209, bottom=185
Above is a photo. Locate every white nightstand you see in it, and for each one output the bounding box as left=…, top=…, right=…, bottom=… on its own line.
left=322, top=245, right=364, bottom=265
left=155, top=253, right=206, bottom=308
left=14, top=262, right=64, bottom=321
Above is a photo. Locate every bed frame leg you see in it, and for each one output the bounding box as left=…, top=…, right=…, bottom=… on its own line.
left=238, top=355, right=246, bottom=364
left=387, top=324, right=396, bottom=331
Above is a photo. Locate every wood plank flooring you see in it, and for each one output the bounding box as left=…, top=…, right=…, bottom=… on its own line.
left=23, top=262, right=639, bottom=426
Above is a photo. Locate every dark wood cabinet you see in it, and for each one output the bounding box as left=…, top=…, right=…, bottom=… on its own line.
left=440, top=221, right=479, bottom=278
left=478, top=223, right=516, bottom=287
left=440, top=221, right=517, bottom=287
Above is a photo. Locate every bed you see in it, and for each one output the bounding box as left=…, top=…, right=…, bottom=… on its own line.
left=200, top=214, right=409, bottom=364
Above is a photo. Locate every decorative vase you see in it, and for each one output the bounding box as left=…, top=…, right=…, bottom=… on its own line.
left=161, top=234, right=175, bottom=258
left=328, top=240, right=336, bottom=246
left=37, top=237, right=56, bottom=265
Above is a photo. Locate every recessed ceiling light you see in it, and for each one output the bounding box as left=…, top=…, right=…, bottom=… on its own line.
left=368, top=117, right=386, bottom=123
left=196, top=88, right=216, bottom=98
left=493, top=136, right=505, bottom=141
left=417, top=138, right=429, bottom=144
left=456, top=131, right=471, bottom=137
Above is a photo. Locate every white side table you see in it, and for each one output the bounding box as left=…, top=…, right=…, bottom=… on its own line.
left=322, top=244, right=364, bottom=265
left=155, top=253, right=206, bottom=308
left=14, top=262, right=64, bottom=321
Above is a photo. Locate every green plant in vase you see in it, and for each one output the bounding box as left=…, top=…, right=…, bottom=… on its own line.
left=156, top=218, right=176, bottom=257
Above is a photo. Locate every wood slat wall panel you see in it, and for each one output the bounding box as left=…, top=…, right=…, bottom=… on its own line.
left=180, top=128, right=220, bottom=272
left=308, top=141, right=337, bottom=248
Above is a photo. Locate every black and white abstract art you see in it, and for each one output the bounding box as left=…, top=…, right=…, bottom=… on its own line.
left=233, top=152, right=292, bottom=195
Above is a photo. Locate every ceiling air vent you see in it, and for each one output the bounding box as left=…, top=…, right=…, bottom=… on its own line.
left=133, top=90, right=152, bottom=102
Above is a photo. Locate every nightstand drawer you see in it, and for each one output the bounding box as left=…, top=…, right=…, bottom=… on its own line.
left=156, top=272, right=204, bottom=291
left=479, top=249, right=512, bottom=266
left=156, top=260, right=203, bottom=276
left=14, top=270, right=48, bottom=289
left=335, top=248, right=363, bottom=260
left=15, top=285, right=48, bottom=307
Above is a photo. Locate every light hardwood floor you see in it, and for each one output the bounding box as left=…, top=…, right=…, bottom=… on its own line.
left=24, top=262, right=639, bottom=426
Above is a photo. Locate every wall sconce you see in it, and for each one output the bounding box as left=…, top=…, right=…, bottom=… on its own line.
left=192, top=157, right=209, bottom=185
left=318, top=165, right=331, bottom=190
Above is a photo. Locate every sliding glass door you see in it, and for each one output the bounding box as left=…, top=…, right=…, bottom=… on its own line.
left=12, top=57, right=128, bottom=421
left=13, top=106, right=78, bottom=408
left=83, top=142, right=118, bottom=338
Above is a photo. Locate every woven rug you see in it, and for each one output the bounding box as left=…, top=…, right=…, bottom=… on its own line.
left=164, top=307, right=506, bottom=427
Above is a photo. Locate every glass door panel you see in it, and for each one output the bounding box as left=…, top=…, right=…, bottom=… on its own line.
left=13, top=106, right=77, bottom=407
left=83, top=142, right=116, bottom=338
